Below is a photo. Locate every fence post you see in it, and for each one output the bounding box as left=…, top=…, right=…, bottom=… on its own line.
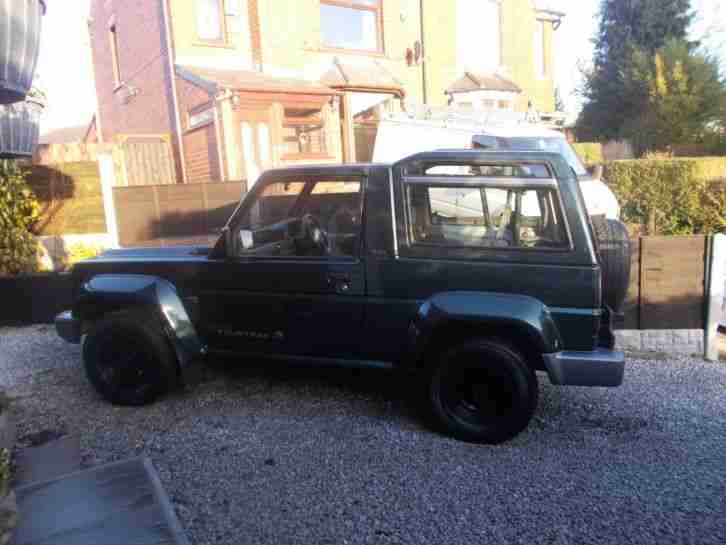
left=98, top=152, right=120, bottom=249
left=705, top=234, right=726, bottom=361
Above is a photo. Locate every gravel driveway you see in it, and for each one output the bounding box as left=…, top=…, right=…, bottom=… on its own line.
left=2, top=325, right=726, bottom=545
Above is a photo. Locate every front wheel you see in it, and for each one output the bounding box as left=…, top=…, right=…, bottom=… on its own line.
left=426, top=339, right=538, bottom=444
left=83, top=311, right=179, bottom=406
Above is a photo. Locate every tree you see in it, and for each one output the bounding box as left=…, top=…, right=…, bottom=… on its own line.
left=577, top=0, right=695, bottom=142
left=622, top=40, right=726, bottom=154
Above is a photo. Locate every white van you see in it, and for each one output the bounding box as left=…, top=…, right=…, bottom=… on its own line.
left=373, top=111, right=620, bottom=220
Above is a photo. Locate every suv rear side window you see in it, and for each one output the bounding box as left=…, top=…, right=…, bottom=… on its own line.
left=407, top=184, right=569, bottom=250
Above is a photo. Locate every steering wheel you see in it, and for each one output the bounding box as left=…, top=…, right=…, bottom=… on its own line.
left=299, top=213, right=329, bottom=256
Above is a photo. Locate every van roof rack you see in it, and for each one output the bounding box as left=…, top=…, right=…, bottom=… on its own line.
left=386, top=104, right=567, bottom=132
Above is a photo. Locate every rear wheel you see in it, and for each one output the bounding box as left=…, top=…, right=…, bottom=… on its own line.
left=83, top=312, right=178, bottom=406
left=426, top=339, right=538, bottom=444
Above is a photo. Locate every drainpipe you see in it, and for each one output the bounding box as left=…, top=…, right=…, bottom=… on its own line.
left=419, top=0, right=428, bottom=104
left=213, top=92, right=226, bottom=181
left=248, top=0, right=263, bottom=71
left=86, top=18, right=105, bottom=143
left=161, top=0, right=188, bottom=183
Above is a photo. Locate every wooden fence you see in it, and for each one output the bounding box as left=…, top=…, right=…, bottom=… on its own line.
left=623, top=235, right=707, bottom=330
left=27, top=162, right=107, bottom=235
left=112, top=181, right=246, bottom=247
left=33, top=141, right=177, bottom=187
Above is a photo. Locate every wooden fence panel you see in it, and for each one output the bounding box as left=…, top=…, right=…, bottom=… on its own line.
left=27, top=162, right=107, bottom=235
left=112, top=186, right=160, bottom=244
left=123, top=142, right=176, bottom=186
left=639, top=236, right=706, bottom=330
left=33, top=142, right=177, bottom=188
left=113, top=181, right=246, bottom=247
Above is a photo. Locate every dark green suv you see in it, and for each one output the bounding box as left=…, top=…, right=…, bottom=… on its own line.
left=55, top=151, right=629, bottom=443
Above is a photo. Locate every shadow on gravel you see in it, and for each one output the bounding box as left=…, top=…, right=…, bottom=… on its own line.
left=200, top=358, right=632, bottom=441
left=205, top=357, right=418, bottom=401
left=202, top=356, right=427, bottom=422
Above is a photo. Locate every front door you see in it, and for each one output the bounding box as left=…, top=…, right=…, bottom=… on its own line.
left=199, top=175, right=366, bottom=359
left=239, top=108, right=273, bottom=189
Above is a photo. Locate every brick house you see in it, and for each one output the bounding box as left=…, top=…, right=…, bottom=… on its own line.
left=88, top=0, right=564, bottom=185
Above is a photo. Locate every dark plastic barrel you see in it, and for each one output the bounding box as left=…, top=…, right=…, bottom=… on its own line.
left=0, top=0, right=46, bottom=105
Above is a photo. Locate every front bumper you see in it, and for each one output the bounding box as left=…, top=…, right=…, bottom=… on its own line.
left=543, top=349, right=624, bottom=387
left=55, top=310, right=81, bottom=344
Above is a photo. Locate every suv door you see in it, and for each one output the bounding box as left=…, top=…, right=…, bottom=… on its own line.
left=199, top=175, right=366, bottom=358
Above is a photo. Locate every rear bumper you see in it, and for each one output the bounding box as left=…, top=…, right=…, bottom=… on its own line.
left=543, top=349, right=624, bottom=387
left=55, top=311, right=81, bottom=344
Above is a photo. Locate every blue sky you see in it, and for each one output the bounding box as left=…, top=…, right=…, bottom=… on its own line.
left=35, top=0, right=726, bottom=134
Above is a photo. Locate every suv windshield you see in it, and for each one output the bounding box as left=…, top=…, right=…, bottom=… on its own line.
left=492, top=137, right=588, bottom=177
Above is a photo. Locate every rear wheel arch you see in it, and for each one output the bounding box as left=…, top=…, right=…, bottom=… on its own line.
left=417, top=319, right=548, bottom=373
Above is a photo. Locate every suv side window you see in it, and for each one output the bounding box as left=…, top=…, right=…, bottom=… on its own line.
left=407, top=184, right=569, bottom=250
left=235, top=179, right=363, bottom=258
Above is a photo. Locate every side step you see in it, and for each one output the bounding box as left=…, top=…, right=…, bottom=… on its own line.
left=11, top=457, right=189, bottom=545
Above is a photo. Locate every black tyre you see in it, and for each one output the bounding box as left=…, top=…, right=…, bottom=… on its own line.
left=592, top=217, right=631, bottom=314
left=83, top=311, right=179, bottom=406
left=426, top=339, right=538, bottom=444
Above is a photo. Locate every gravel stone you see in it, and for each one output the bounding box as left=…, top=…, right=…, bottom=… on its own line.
left=2, top=325, right=726, bottom=545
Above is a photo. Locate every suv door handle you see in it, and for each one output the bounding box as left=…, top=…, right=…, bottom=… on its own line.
left=327, top=273, right=352, bottom=294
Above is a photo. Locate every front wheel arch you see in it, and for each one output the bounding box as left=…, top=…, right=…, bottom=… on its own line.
left=82, top=310, right=180, bottom=406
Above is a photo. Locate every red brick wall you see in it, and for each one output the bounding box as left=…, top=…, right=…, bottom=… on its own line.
left=89, top=0, right=178, bottom=147
left=176, top=77, right=213, bottom=131
left=184, top=125, right=220, bottom=184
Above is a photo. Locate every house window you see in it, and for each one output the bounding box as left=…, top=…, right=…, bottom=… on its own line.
left=482, top=99, right=496, bottom=110
left=534, top=19, right=546, bottom=78
left=457, top=0, right=500, bottom=73
left=498, top=100, right=510, bottom=110
left=196, top=0, right=226, bottom=42
left=188, top=104, right=215, bottom=130
left=109, top=25, right=121, bottom=86
left=282, top=107, right=329, bottom=158
left=320, top=0, right=382, bottom=53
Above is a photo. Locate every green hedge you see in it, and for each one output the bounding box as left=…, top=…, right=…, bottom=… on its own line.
left=603, top=157, right=726, bottom=235
left=572, top=142, right=604, bottom=166
left=0, top=162, right=40, bottom=276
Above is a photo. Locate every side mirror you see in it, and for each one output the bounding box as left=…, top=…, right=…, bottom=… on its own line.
left=238, top=229, right=254, bottom=250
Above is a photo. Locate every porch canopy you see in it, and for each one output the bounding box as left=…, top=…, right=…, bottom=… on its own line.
left=446, top=72, right=522, bottom=95
left=176, top=65, right=337, bottom=101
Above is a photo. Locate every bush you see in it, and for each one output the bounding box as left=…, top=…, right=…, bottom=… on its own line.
left=572, top=142, right=604, bottom=166
left=603, top=157, right=726, bottom=235
left=0, top=162, right=40, bottom=276
left=59, top=241, right=103, bottom=271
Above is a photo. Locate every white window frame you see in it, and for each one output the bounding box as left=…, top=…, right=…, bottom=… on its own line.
left=195, top=0, right=227, bottom=44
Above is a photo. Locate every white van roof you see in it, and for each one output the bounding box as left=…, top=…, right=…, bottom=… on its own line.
left=382, top=109, right=565, bottom=140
